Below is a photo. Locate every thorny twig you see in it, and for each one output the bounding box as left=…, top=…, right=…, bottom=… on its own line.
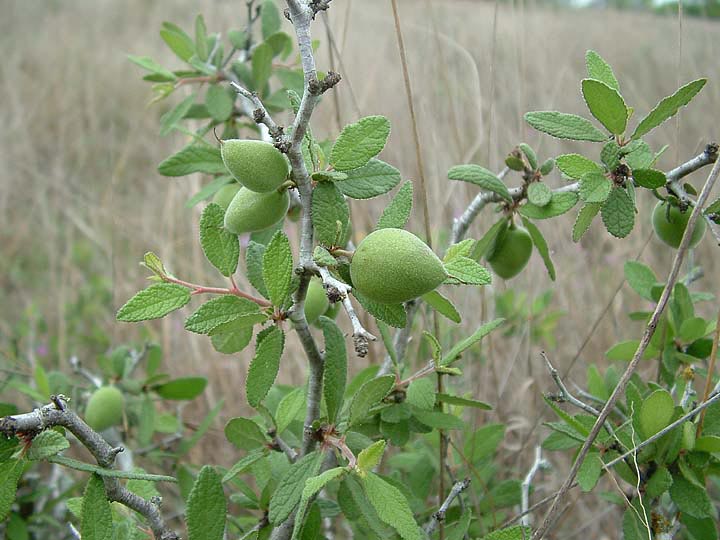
left=533, top=153, right=720, bottom=540
left=520, top=446, right=550, bottom=528
left=424, top=478, right=471, bottom=536
left=0, top=397, right=179, bottom=540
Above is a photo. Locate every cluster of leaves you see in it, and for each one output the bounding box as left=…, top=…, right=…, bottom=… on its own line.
left=543, top=262, right=720, bottom=538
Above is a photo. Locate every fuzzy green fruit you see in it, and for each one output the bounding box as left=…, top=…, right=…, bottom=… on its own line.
left=224, top=187, right=290, bottom=234
left=304, top=278, right=329, bottom=324
left=487, top=224, right=533, bottom=280
left=211, top=182, right=241, bottom=210
left=350, top=228, right=447, bottom=304
left=85, top=386, right=124, bottom=431
left=652, top=201, right=706, bottom=249
left=221, top=139, right=288, bottom=193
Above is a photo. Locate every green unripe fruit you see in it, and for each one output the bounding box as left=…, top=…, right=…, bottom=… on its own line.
left=486, top=224, right=533, bottom=280
left=224, top=187, right=290, bottom=234
left=651, top=201, right=706, bottom=249
left=304, top=278, right=329, bottom=324
left=350, top=228, right=447, bottom=304
left=211, top=182, right=241, bottom=210
left=85, top=386, right=124, bottom=431
left=221, top=139, right=288, bottom=193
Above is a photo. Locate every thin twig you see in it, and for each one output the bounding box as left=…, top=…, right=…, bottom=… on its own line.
left=532, top=151, right=720, bottom=540
left=424, top=478, right=471, bottom=536
left=0, top=398, right=178, bottom=540
left=520, top=446, right=550, bottom=528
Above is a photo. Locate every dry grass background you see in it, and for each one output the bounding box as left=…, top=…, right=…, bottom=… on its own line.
left=1, top=0, right=720, bottom=534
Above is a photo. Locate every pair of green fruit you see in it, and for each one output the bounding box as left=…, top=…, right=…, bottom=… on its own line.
left=219, top=140, right=291, bottom=234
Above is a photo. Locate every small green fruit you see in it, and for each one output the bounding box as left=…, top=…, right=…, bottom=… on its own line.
left=304, top=278, right=329, bottom=324
left=85, top=386, right=124, bottom=431
left=350, top=228, right=447, bottom=304
left=486, top=224, right=533, bottom=280
left=224, top=187, right=290, bottom=234
left=221, top=139, right=288, bottom=193
left=211, top=182, right=241, bottom=210
left=651, top=201, right=706, bottom=249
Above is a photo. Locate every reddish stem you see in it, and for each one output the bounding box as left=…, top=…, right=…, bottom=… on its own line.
left=164, top=275, right=272, bottom=307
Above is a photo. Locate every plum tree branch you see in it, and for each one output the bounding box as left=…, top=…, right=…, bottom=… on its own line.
left=423, top=477, right=471, bottom=536
left=521, top=446, right=550, bottom=528
left=532, top=153, right=720, bottom=540
left=0, top=397, right=179, bottom=540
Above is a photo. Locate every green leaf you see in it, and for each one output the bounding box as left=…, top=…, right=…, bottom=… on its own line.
left=352, top=291, right=406, bottom=328
left=605, top=340, right=658, bottom=361
left=0, top=460, right=24, bottom=522
left=555, top=154, right=603, bottom=179
left=177, top=399, right=224, bottom=456
left=631, top=79, right=707, bottom=140
left=669, top=475, right=713, bottom=519
left=377, top=181, right=413, bottom=230
left=521, top=217, right=555, bottom=280
left=645, top=466, right=672, bottom=498
left=527, top=182, right=552, bottom=207
left=312, top=246, right=337, bottom=267
left=252, top=42, right=273, bottom=90
left=518, top=143, right=538, bottom=170
left=117, top=284, right=190, bottom=322
left=357, top=440, right=386, bottom=473
left=483, top=525, right=532, bottom=540
left=444, top=256, right=492, bottom=285
left=211, top=324, right=253, bottom=354
left=624, top=261, right=657, bottom=301
left=291, top=468, right=347, bottom=540
left=471, top=218, right=507, bottom=260
left=581, top=79, right=628, bottom=135
left=246, top=326, right=285, bottom=408
left=601, top=188, right=635, bottom=238
left=421, top=290, right=461, bottom=324
left=436, top=393, right=492, bottom=410
left=200, top=203, right=240, bottom=276
left=639, top=389, right=675, bottom=439
left=47, top=455, right=177, bottom=482
left=585, top=50, right=620, bottom=91
left=261, top=0, right=282, bottom=39
left=206, top=85, right=234, bottom=122
left=695, top=435, right=720, bottom=453
left=312, top=181, right=350, bottom=247
left=633, top=168, right=666, bottom=189
left=158, top=144, right=226, bottom=176
left=185, top=296, right=265, bottom=335
left=81, top=474, right=113, bottom=540
left=579, top=172, right=612, bottom=203
left=160, top=93, right=196, bottom=136
left=330, top=116, right=391, bottom=171
left=160, top=23, right=196, bottom=62
left=349, top=376, right=396, bottom=426
left=222, top=449, right=266, bottom=483
left=187, top=466, right=226, bottom=540
left=362, top=473, right=423, bottom=540
left=263, top=231, right=293, bottom=307
left=246, top=241, right=269, bottom=298
left=518, top=191, right=579, bottom=220
left=185, top=176, right=233, bottom=209
left=337, top=159, right=401, bottom=199
left=577, top=452, right=603, bottom=492
left=127, top=55, right=176, bottom=81
left=225, top=417, right=268, bottom=451
left=269, top=451, right=324, bottom=524
left=321, top=317, right=347, bottom=424
left=194, top=15, right=209, bottom=61
left=441, top=319, right=504, bottom=365
left=524, top=111, right=608, bottom=142
left=625, top=141, right=656, bottom=170
left=679, top=316, right=709, bottom=343
left=27, top=431, right=69, bottom=461
left=600, top=140, right=621, bottom=170
left=155, top=377, right=207, bottom=400
left=573, top=203, right=601, bottom=242
left=539, top=158, right=555, bottom=176
left=447, top=165, right=511, bottom=201
left=275, top=387, right=305, bottom=435
left=406, top=378, right=435, bottom=411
